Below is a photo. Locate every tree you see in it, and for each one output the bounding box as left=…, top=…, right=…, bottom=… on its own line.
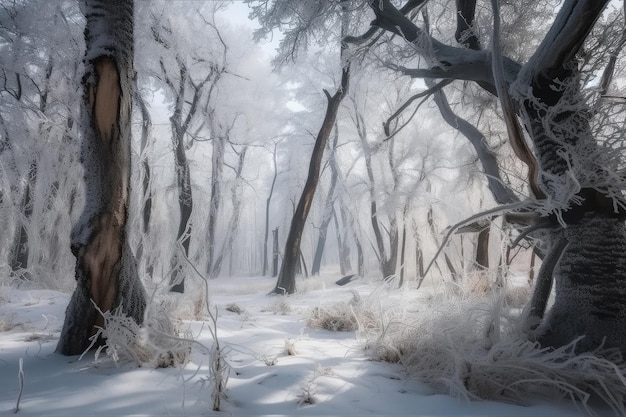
left=250, top=0, right=353, bottom=294
left=366, top=0, right=626, bottom=353
left=272, top=65, right=349, bottom=293
left=57, top=0, right=146, bottom=355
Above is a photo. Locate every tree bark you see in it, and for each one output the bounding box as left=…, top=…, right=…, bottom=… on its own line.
left=58, top=0, right=146, bottom=355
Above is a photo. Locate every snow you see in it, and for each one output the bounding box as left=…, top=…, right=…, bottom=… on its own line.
left=0, top=276, right=593, bottom=416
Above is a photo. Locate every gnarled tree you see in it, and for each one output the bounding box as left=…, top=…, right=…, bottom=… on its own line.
left=367, top=0, right=626, bottom=353
left=57, top=0, right=146, bottom=355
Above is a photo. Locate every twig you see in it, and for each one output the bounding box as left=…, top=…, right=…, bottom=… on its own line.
left=14, top=358, right=23, bottom=413
left=422, top=201, right=528, bottom=279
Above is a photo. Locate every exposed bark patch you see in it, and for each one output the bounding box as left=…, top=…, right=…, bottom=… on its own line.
left=84, top=213, right=123, bottom=327
left=92, top=58, right=121, bottom=146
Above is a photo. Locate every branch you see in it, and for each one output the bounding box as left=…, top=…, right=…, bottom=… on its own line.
left=523, top=0, right=610, bottom=81
left=524, top=238, right=569, bottom=332
left=431, top=82, right=519, bottom=205
left=383, top=79, right=452, bottom=137
left=423, top=202, right=528, bottom=278
left=491, top=0, right=545, bottom=199
left=345, top=0, right=429, bottom=45
left=368, top=0, right=521, bottom=94
left=455, top=0, right=480, bottom=50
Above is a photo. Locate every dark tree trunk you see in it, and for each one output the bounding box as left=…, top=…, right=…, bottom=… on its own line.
left=399, top=220, right=407, bottom=286
left=475, top=226, right=490, bottom=270
left=169, top=119, right=192, bottom=293
left=414, top=225, right=425, bottom=289
left=355, top=232, right=364, bottom=277
left=58, top=0, right=146, bottom=355
left=272, top=227, right=279, bottom=277
left=135, top=90, right=153, bottom=235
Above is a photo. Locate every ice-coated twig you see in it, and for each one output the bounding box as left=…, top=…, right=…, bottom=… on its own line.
left=14, top=358, right=24, bottom=413
left=422, top=201, right=528, bottom=281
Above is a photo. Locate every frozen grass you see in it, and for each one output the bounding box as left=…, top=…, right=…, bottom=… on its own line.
left=307, top=290, right=379, bottom=332
left=82, top=302, right=191, bottom=369
left=359, top=290, right=626, bottom=415
left=263, top=298, right=292, bottom=315
left=0, top=314, right=19, bottom=332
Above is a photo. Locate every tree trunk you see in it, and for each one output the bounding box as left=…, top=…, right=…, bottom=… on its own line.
left=272, top=65, right=349, bottom=294
left=311, top=123, right=341, bottom=275
left=355, top=232, right=364, bottom=277
left=9, top=162, right=36, bottom=276
left=206, top=135, right=225, bottom=277
left=399, top=220, right=407, bottom=287
left=134, top=89, right=154, bottom=278
left=515, top=2, right=626, bottom=353
left=538, top=218, right=626, bottom=353
left=211, top=146, right=246, bottom=278
left=270, top=226, right=279, bottom=277
left=475, top=226, right=490, bottom=270
left=333, top=206, right=352, bottom=275
left=414, top=223, right=425, bottom=289
left=263, top=141, right=279, bottom=276
left=169, top=119, right=193, bottom=293
left=58, top=0, right=146, bottom=356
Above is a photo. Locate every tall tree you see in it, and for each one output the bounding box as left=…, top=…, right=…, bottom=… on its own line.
left=57, top=0, right=146, bottom=355
left=256, top=0, right=352, bottom=295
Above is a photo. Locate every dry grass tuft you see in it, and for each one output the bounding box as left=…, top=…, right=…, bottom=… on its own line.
left=225, top=303, right=243, bottom=314
left=361, top=293, right=626, bottom=415
left=263, top=299, right=292, bottom=315
left=307, top=290, right=379, bottom=332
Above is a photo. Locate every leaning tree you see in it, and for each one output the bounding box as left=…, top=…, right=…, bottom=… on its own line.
left=57, top=0, right=146, bottom=355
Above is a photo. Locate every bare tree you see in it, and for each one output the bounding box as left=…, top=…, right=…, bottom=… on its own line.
left=57, top=0, right=146, bottom=355
left=270, top=1, right=352, bottom=295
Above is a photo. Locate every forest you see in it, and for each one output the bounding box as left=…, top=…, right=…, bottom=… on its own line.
left=1, top=0, right=626, bottom=415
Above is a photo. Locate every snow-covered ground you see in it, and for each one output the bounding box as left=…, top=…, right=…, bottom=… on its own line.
left=0, top=275, right=599, bottom=416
